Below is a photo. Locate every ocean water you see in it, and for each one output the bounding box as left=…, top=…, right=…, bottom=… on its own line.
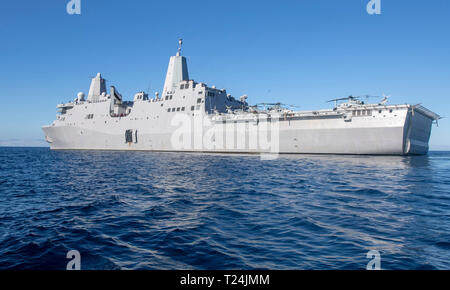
left=0, top=147, right=449, bottom=270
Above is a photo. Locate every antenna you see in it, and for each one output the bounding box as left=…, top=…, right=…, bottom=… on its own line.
left=177, top=38, right=183, bottom=56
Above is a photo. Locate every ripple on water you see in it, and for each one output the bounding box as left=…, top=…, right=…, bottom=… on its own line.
left=0, top=147, right=449, bottom=269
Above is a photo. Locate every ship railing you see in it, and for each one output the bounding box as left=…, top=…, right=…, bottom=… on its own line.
left=56, top=102, right=74, bottom=108
left=212, top=109, right=342, bottom=122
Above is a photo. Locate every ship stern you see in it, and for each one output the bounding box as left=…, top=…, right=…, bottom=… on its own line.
left=402, top=105, right=439, bottom=155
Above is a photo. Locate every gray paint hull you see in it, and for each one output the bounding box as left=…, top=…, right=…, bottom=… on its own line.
left=43, top=47, right=438, bottom=156
left=42, top=109, right=433, bottom=155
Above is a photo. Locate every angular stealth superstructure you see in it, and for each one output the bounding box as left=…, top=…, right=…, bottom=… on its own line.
left=42, top=40, right=440, bottom=155
left=87, top=73, right=107, bottom=102
left=163, top=40, right=189, bottom=95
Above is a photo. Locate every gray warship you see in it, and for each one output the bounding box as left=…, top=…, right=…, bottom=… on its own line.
left=42, top=40, right=440, bottom=155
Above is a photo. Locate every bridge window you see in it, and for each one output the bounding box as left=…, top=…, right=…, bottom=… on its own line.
left=167, top=108, right=170, bottom=112
left=197, top=98, right=202, bottom=103
left=177, top=107, right=180, bottom=111
left=191, top=106, right=195, bottom=111
left=180, top=84, right=184, bottom=89
left=185, top=84, right=189, bottom=89
left=181, top=107, right=185, bottom=111
left=171, top=108, right=175, bottom=112
left=208, top=92, right=215, bottom=97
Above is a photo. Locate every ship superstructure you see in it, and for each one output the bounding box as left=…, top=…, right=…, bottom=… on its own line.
left=43, top=40, right=440, bottom=155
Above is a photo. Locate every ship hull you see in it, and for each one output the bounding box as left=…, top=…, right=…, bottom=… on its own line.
left=42, top=107, right=434, bottom=155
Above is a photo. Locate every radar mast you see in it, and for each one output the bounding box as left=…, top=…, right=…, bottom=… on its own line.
left=177, top=38, right=183, bottom=56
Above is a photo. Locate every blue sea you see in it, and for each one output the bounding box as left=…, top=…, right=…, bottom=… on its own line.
left=0, top=147, right=449, bottom=269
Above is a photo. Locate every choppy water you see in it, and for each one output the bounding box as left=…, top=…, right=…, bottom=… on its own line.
left=0, top=147, right=449, bottom=269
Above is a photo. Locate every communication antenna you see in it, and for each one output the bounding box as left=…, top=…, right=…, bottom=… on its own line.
left=177, top=38, right=183, bottom=56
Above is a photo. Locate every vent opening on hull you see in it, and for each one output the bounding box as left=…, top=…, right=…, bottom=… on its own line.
left=125, top=129, right=133, bottom=143
left=125, top=129, right=138, bottom=144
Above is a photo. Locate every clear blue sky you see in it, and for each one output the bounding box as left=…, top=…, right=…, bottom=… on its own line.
left=1, top=0, right=449, bottom=149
